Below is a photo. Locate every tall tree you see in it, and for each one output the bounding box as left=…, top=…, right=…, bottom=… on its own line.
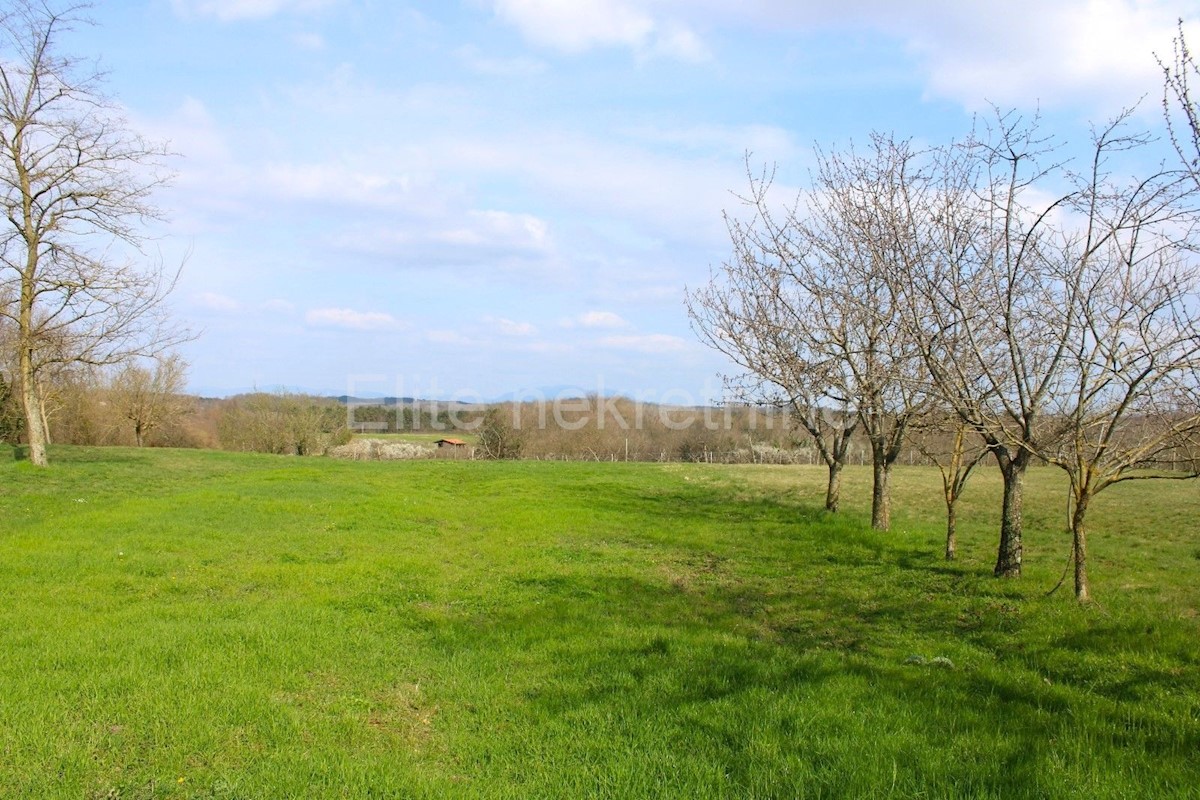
left=0, top=1, right=182, bottom=466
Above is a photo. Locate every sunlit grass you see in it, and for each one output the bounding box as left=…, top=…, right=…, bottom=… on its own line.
left=1, top=447, right=1197, bottom=798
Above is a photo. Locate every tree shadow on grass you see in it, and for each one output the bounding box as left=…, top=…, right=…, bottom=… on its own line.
left=416, top=552, right=1200, bottom=797
left=406, top=476, right=1200, bottom=797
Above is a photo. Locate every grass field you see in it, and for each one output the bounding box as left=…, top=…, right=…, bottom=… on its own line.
left=1, top=446, right=1198, bottom=798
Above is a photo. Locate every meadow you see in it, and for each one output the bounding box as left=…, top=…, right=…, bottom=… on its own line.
left=1, top=446, right=1198, bottom=798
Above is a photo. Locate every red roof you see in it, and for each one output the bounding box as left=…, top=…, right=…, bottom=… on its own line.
left=436, top=438, right=467, bottom=446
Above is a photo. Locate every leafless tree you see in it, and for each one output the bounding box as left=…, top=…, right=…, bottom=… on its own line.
left=689, top=140, right=929, bottom=528
left=477, top=406, right=524, bottom=459
left=795, top=137, right=933, bottom=529
left=910, top=108, right=1199, bottom=586
left=904, top=113, right=1058, bottom=579
left=0, top=1, right=183, bottom=466
left=687, top=164, right=859, bottom=513
left=109, top=352, right=189, bottom=447
left=1042, top=244, right=1200, bottom=602
left=909, top=410, right=990, bottom=560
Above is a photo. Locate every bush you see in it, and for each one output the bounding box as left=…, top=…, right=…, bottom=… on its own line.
left=477, top=408, right=523, bottom=459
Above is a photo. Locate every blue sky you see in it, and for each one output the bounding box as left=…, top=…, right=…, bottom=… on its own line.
left=63, top=0, right=1199, bottom=399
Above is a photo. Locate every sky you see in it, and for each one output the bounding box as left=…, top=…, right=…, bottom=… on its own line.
left=58, top=0, right=1200, bottom=400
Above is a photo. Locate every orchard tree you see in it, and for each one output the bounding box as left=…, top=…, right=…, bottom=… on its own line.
left=687, top=166, right=859, bottom=513
left=689, top=141, right=929, bottom=528
left=909, top=108, right=1199, bottom=585
left=1043, top=241, right=1200, bottom=601
left=909, top=409, right=990, bottom=561
left=0, top=1, right=183, bottom=466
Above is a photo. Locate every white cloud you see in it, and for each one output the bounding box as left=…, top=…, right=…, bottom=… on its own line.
left=628, top=122, right=799, bottom=161
left=646, top=0, right=1199, bottom=109
left=441, top=129, right=737, bottom=245
left=437, top=210, right=551, bottom=250
left=896, top=0, right=1191, bottom=109
left=171, top=0, right=336, bottom=21
left=646, top=21, right=711, bottom=62
left=260, top=162, right=415, bottom=209
left=492, top=0, right=710, bottom=62
left=598, top=333, right=689, bottom=353
left=305, top=307, right=405, bottom=331
left=570, top=310, right=631, bottom=329
left=326, top=208, right=558, bottom=278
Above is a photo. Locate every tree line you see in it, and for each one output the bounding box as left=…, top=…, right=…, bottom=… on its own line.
left=688, top=26, right=1200, bottom=602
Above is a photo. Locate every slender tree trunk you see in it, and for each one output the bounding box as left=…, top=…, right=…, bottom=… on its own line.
left=995, top=454, right=1027, bottom=577
left=134, top=422, right=144, bottom=447
left=945, top=500, right=957, bottom=560
left=1072, top=495, right=1091, bottom=603
left=825, top=460, right=843, bottom=512
left=871, top=456, right=891, bottom=530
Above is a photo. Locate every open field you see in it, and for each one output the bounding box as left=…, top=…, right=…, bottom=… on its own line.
left=1, top=447, right=1198, bottom=798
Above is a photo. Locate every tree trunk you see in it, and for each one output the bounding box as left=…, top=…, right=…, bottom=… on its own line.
left=16, top=128, right=48, bottom=468
left=134, top=422, right=144, bottom=447
left=17, top=345, right=48, bottom=467
left=825, top=460, right=843, bottom=512
left=945, top=501, right=957, bottom=560
left=1072, top=495, right=1091, bottom=603
left=871, top=457, right=891, bottom=530
left=994, top=455, right=1027, bottom=577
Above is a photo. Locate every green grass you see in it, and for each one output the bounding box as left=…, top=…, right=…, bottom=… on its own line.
left=1, top=447, right=1198, bottom=798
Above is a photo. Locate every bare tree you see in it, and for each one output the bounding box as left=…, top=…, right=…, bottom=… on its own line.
left=109, top=352, right=189, bottom=447
left=910, top=410, right=991, bottom=560
left=910, top=108, right=1199, bottom=583
left=906, top=113, right=1059, bottom=579
left=477, top=406, right=523, bottom=459
left=689, top=140, right=928, bottom=528
left=796, top=137, right=932, bottom=529
left=1043, top=246, right=1200, bottom=601
left=0, top=1, right=183, bottom=466
left=687, top=165, right=859, bottom=513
